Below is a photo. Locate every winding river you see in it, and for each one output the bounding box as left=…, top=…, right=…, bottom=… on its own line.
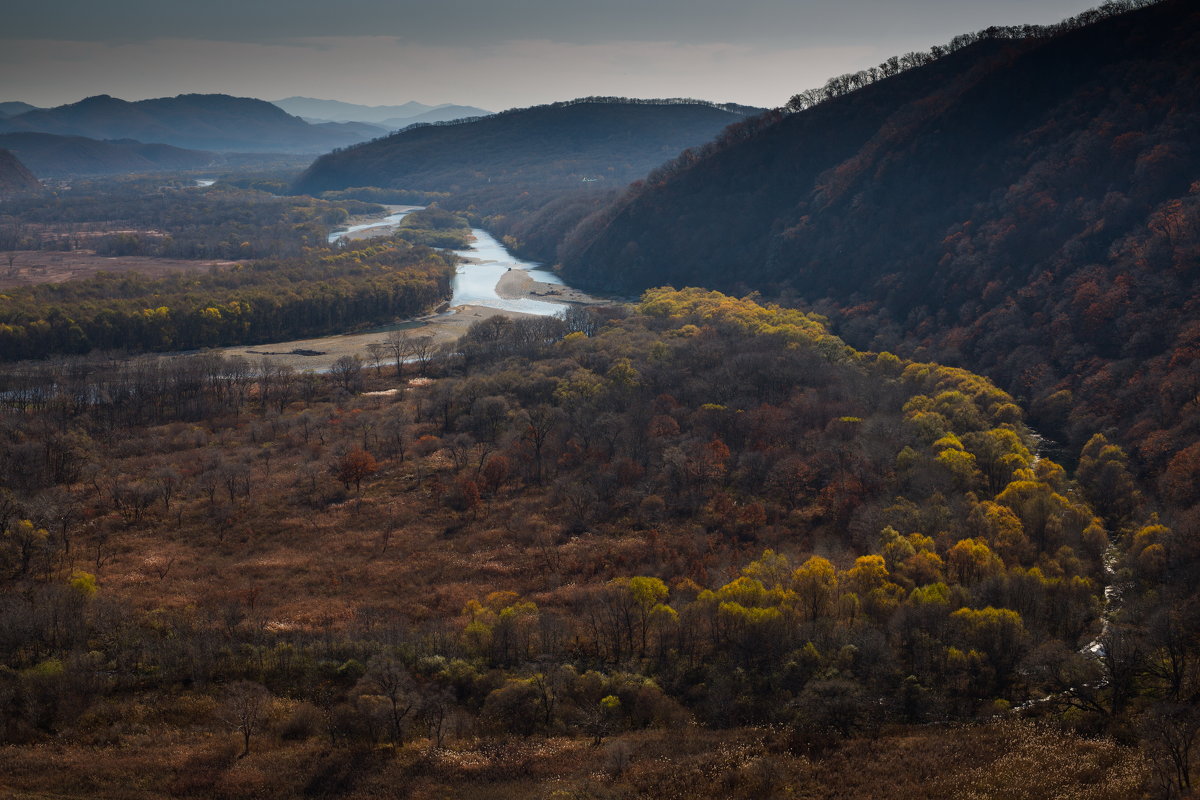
left=198, top=206, right=595, bottom=370
left=329, top=206, right=568, bottom=316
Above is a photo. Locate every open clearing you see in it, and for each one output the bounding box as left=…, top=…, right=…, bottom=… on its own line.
left=0, top=249, right=235, bottom=289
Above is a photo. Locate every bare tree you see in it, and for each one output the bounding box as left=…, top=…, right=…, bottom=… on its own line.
left=410, top=336, right=436, bottom=376
left=366, top=342, right=387, bottom=377
left=221, top=680, right=271, bottom=758
left=153, top=466, right=181, bottom=515
left=330, top=355, right=364, bottom=394
left=357, top=654, right=414, bottom=746
left=384, top=329, right=414, bottom=377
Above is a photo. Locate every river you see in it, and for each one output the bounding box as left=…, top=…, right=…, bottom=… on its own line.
left=329, top=205, right=571, bottom=317
left=199, top=207, right=601, bottom=370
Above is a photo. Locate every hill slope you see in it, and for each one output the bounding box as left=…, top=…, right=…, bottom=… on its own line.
left=559, top=0, right=1200, bottom=485
left=0, top=102, right=38, bottom=118
left=0, top=132, right=216, bottom=177
left=0, top=149, right=41, bottom=196
left=292, top=97, right=756, bottom=196
left=0, top=94, right=378, bottom=153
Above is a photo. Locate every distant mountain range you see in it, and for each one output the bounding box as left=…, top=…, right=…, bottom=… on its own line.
left=309, top=120, right=390, bottom=140
left=0, top=94, right=382, bottom=153
left=293, top=97, right=758, bottom=196
left=375, top=105, right=493, bottom=130
left=0, top=102, right=38, bottom=119
left=0, top=149, right=41, bottom=196
left=271, top=97, right=491, bottom=128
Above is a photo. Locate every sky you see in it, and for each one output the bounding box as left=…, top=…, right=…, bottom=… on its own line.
left=3, top=0, right=1104, bottom=112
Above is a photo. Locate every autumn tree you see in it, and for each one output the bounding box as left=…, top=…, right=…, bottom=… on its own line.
left=1077, top=433, right=1141, bottom=525
left=335, top=448, right=378, bottom=493
left=792, top=556, right=837, bottom=623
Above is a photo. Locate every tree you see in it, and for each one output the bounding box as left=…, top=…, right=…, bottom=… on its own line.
left=951, top=606, right=1027, bottom=691
left=1142, top=702, right=1200, bottom=799
left=625, top=576, right=673, bottom=659
left=335, top=448, right=378, bottom=494
left=357, top=654, right=414, bottom=746
left=410, top=335, right=436, bottom=376
left=1076, top=434, right=1140, bottom=525
left=330, top=355, right=364, bottom=394
left=365, top=342, right=387, bottom=377
left=517, top=404, right=562, bottom=486
left=792, top=556, right=837, bottom=623
left=384, top=329, right=413, bottom=377
left=221, top=680, right=270, bottom=758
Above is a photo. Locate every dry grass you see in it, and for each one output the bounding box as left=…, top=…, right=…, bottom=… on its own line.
left=72, top=391, right=620, bottom=627
left=0, top=249, right=234, bottom=289
left=0, top=722, right=1149, bottom=800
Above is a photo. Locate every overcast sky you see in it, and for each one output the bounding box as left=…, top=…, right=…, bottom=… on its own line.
left=3, top=0, right=1102, bottom=111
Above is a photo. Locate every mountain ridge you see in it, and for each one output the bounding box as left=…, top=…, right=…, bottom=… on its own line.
left=271, top=96, right=492, bottom=126
left=292, top=97, right=760, bottom=196
left=0, top=93, right=380, bottom=153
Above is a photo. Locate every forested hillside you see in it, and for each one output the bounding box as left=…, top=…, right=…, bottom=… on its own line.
left=557, top=0, right=1200, bottom=492
left=292, top=98, right=756, bottom=258
left=294, top=98, right=755, bottom=196
left=0, top=289, right=1175, bottom=797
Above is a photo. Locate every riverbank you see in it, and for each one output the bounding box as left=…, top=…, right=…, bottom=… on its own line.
left=494, top=267, right=604, bottom=305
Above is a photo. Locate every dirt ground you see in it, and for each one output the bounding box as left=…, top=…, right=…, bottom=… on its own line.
left=0, top=249, right=234, bottom=289
left=494, top=267, right=604, bottom=305
left=207, top=304, right=547, bottom=372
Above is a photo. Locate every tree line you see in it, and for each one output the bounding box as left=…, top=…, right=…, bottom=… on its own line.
left=0, top=233, right=455, bottom=359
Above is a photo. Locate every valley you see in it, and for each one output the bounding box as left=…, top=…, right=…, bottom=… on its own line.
left=0, top=1, right=1197, bottom=798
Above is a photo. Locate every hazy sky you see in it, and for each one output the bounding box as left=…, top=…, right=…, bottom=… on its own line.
left=3, top=0, right=1102, bottom=111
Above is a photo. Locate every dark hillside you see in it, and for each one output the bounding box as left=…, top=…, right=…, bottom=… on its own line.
left=0, top=132, right=216, bottom=177
left=0, top=148, right=40, bottom=196
left=558, top=0, right=1200, bottom=483
left=293, top=98, right=756, bottom=196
